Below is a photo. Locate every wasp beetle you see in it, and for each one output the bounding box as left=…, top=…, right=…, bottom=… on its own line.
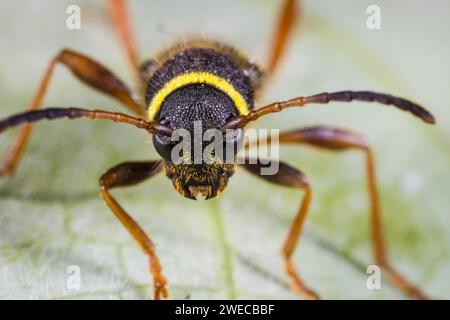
left=0, top=0, right=435, bottom=299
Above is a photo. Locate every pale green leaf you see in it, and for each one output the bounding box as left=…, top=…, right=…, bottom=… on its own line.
left=0, top=0, right=449, bottom=299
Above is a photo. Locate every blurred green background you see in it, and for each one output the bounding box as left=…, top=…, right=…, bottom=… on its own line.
left=0, top=0, right=449, bottom=299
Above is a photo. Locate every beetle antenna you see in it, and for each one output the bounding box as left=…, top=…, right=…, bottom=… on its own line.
left=222, top=90, right=436, bottom=130
left=0, top=107, right=173, bottom=136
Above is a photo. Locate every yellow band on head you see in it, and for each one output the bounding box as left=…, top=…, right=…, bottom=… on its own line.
left=147, top=71, right=249, bottom=120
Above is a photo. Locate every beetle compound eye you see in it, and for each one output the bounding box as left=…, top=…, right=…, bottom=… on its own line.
left=153, top=134, right=175, bottom=162
left=223, top=128, right=244, bottom=162
left=154, top=133, right=191, bottom=164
